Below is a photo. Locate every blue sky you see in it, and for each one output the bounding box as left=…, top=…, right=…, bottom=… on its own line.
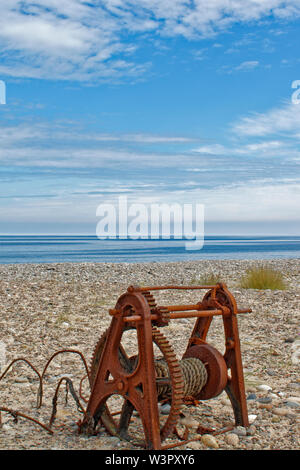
left=0, top=1, right=300, bottom=235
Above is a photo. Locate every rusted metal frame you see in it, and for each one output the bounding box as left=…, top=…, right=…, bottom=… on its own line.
left=214, top=284, right=249, bottom=426
left=82, top=283, right=250, bottom=449
left=222, top=315, right=249, bottom=425
left=81, top=291, right=162, bottom=449
left=186, top=298, right=214, bottom=348
left=185, top=284, right=249, bottom=427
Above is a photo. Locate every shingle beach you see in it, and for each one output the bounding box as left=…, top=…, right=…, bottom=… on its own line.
left=0, top=259, right=299, bottom=450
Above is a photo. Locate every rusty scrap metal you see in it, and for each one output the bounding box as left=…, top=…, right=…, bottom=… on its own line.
left=0, top=282, right=251, bottom=450
left=79, top=282, right=251, bottom=450
left=0, top=350, right=91, bottom=435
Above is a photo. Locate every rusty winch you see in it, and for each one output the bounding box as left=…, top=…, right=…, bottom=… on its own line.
left=79, top=283, right=251, bottom=449
left=78, top=282, right=251, bottom=449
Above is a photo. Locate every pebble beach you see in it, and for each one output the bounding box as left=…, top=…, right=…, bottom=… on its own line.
left=0, top=259, right=299, bottom=450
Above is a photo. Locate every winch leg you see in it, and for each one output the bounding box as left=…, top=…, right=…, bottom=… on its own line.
left=223, top=312, right=249, bottom=427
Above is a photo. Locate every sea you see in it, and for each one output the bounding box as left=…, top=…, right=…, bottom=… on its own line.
left=0, top=235, right=299, bottom=264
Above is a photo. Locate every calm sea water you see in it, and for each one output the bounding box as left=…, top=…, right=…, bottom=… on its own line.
left=0, top=235, right=299, bottom=264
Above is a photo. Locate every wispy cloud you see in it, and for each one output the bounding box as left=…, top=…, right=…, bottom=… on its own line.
left=232, top=100, right=300, bottom=137
left=1, top=1, right=300, bottom=81
left=235, top=60, right=259, bottom=71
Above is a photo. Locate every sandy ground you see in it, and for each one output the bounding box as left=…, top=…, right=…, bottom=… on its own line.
left=0, top=259, right=299, bottom=450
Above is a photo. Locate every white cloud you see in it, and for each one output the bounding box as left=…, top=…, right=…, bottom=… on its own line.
left=235, top=60, right=259, bottom=71
left=193, top=140, right=291, bottom=157
left=232, top=100, right=300, bottom=137
left=0, top=1, right=300, bottom=81
left=192, top=144, right=226, bottom=155
left=2, top=178, right=299, bottom=224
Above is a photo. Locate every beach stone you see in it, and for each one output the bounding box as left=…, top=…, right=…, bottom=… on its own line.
left=201, top=434, right=219, bottom=449
left=14, top=376, right=28, bottom=383
left=284, top=400, right=300, bottom=409
left=291, top=340, right=300, bottom=351
left=159, top=403, right=171, bottom=415
left=285, top=396, right=300, bottom=404
left=272, top=408, right=289, bottom=416
left=221, top=396, right=231, bottom=405
left=0, top=342, right=6, bottom=372
left=284, top=337, right=295, bottom=343
left=248, top=414, right=257, bottom=424
left=180, top=415, right=199, bottom=429
left=232, top=426, right=247, bottom=436
left=225, top=433, right=239, bottom=446
left=256, top=384, right=272, bottom=392
left=247, top=425, right=256, bottom=436
left=258, top=403, right=273, bottom=410
left=289, top=383, right=300, bottom=391
left=247, top=393, right=257, bottom=401
left=187, top=440, right=202, bottom=450
left=1, top=424, right=11, bottom=432
left=258, top=397, right=272, bottom=404
left=291, top=351, right=300, bottom=365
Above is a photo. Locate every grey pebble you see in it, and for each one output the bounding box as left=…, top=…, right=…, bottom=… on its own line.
left=246, top=425, right=256, bottom=436
left=257, top=397, right=272, bottom=404
left=232, top=426, right=247, bottom=437
left=247, top=393, right=257, bottom=401
left=289, top=383, right=300, bottom=391
left=284, top=401, right=300, bottom=408
left=266, top=369, right=277, bottom=376
left=159, top=403, right=171, bottom=415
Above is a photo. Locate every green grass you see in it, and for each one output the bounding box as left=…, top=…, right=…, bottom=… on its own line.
left=191, top=272, right=223, bottom=285
left=239, top=266, right=287, bottom=290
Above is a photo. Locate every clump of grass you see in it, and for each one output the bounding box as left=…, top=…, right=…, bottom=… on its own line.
left=239, top=266, right=287, bottom=290
left=192, top=272, right=223, bottom=285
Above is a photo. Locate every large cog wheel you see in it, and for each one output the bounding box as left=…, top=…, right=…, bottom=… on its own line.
left=89, top=326, right=184, bottom=445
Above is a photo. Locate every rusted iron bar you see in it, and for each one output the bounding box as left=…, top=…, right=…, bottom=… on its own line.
left=165, top=305, right=251, bottom=314
left=122, top=309, right=224, bottom=323
left=39, top=349, right=91, bottom=408
left=168, top=310, right=223, bottom=319
left=163, top=304, right=202, bottom=311
left=122, top=307, right=251, bottom=323
left=0, top=406, right=54, bottom=435
left=128, top=285, right=217, bottom=292
left=0, top=357, right=44, bottom=408
left=237, top=308, right=252, bottom=314
left=49, top=377, right=86, bottom=428
left=161, top=436, right=202, bottom=450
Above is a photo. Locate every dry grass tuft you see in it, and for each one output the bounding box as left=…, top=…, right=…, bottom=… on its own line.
left=239, top=266, right=287, bottom=290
